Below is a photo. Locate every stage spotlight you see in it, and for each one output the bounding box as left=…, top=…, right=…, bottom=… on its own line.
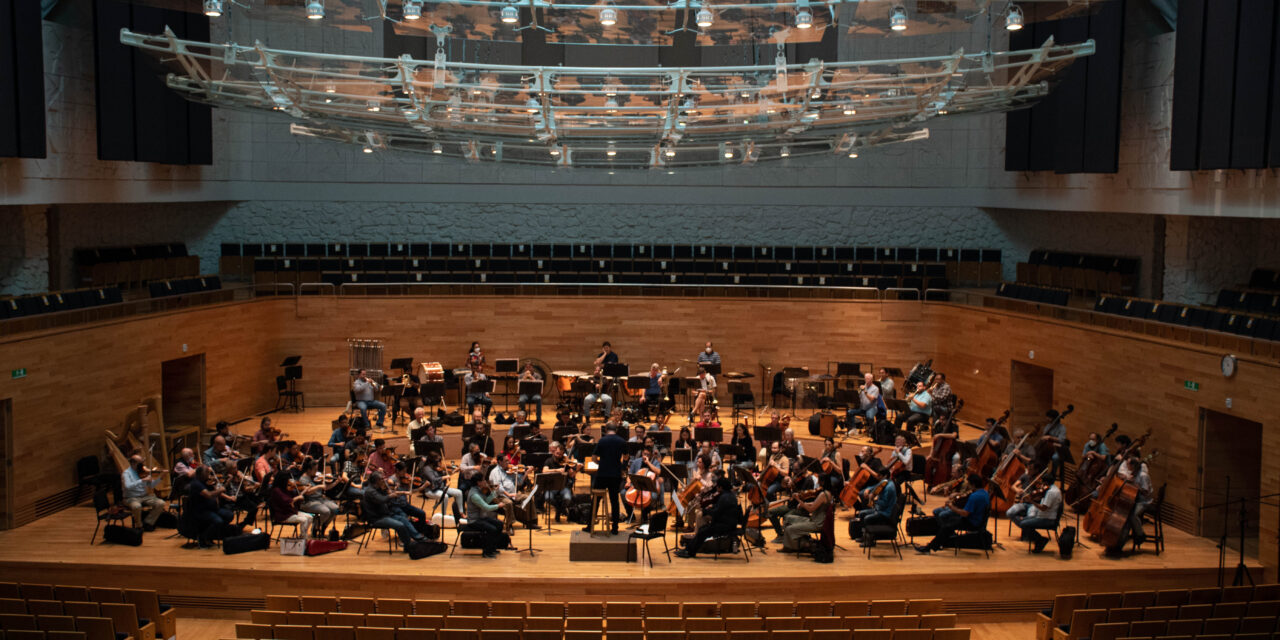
left=404, top=0, right=423, bottom=20
left=795, top=7, right=813, bottom=28
left=203, top=0, right=223, bottom=17
left=1006, top=4, right=1024, bottom=31
left=431, top=142, right=442, bottom=154
left=600, top=5, right=617, bottom=26
left=306, top=0, right=325, bottom=20
left=501, top=3, right=519, bottom=24
left=890, top=5, right=907, bottom=31
left=696, top=6, right=714, bottom=28
left=779, top=146, right=791, bottom=157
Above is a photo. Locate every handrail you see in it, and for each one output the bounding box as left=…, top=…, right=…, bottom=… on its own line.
left=883, top=287, right=922, bottom=301
left=334, top=281, right=887, bottom=299
left=299, top=282, right=337, bottom=296
left=0, top=283, right=275, bottom=337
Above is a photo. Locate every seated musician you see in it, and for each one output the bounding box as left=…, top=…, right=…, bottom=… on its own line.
left=568, top=422, right=596, bottom=461
left=517, top=363, right=544, bottom=424
left=203, top=435, right=240, bottom=471
left=583, top=372, right=613, bottom=421
left=362, top=471, right=428, bottom=549
left=327, top=415, right=350, bottom=469
left=779, top=427, right=805, bottom=458
left=210, top=420, right=234, bottom=448
left=1106, top=454, right=1153, bottom=555
left=464, top=363, right=493, bottom=418
left=1080, top=431, right=1110, bottom=464
left=467, top=341, right=485, bottom=369
left=253, top=445, right=280, bottom=483
left=523, top=423, right=548, bottom=449
left=458, top=442, right=489, bottom=497
left=252, top=416, right=278, bottom=449
left=673, top=477, right=738, bottom=559
left=500, top=435, right=522, bottom=468
left=338, top=439, right=368, bottom=501
left=468, top=416, right=496, bottom=458
left=174, top=448, right=201, bottom=479
left=891, top=435, right=913, bottom=474
left=644, top=363, right=665, bottom=412
left=697, top=341, right=721, bottom=367
left=629, top=424, right=647, bottom=444
left=820, top=438, right=844, bottom=479
left=625, top=439, right=666, bottom=523
left=352, top=370, right=388, bottom=428
left=915, top=474, right=990, bottom=553
left=1012, top=473, right=1063, bottom=553
left=388, top=463, right=429, bottom=525
left=853, top=446, right=885, bottom=480
left=852, top=372, right=881, bottom=429
left=279, top=440, right=304, bottom=470
left=763, top=442, right=792, bottom=500
left=766, top=463, right=819, bottom=541
left=187, top=465, right=234, bottom=548
left=296, top=458, right=340, bottom=536
left=674, top=426, right=695, bottom=454
left=854, top=468, right=905, bottom=530
left=697, top=441, right=722, bottom=470
left=691, top=368, right=717, bottom=419
left=267, top=473, right=314, bottom=539
left=367, top=439, right=397, bottom=479
left=877, top=368, right=896, bottom=399
left=467, top=477, right=509, bottom=557
left=122, top=454, right=167, bottom=530
left=777, top=474, right=833, bottom=553
left=894, top=382, right=933, bottom=434
left=407, top=408, right=431, bottom=432
left=930, top=373, right=954, bottom=421
left=539, top=441, right=577, bottom=522
left=694, top=407, right=720, bottom=429
left=421, top=450, right=463, bottom=521
left=507, top=410, right=532, bottom=438
left=489, top=455, right=534, bottom=533
left=731, top=423, right=756, bottom=470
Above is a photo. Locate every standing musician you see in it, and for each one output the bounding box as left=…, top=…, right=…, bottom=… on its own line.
left=697, top=341, right=721, bottom=367
left=777, top=474, right=833, bottom=553
left=589, top=423, right=627, bottom=535
left=122, top=454, right=168, bottom=530
left=690, top=368, right=717, bottom=419
left=673, top=477, right=739, bottom=558
left=914, top=474, right=990, bottom=553
left=466, top=341, right=485, bottom=369
left=1105, top=454, right=1153, bottom=555
left=517, top=363, right=544, bottom=424
left=1010, top=471, right=1063, bottom=553
left=464, top=363, right=494, bottom=418
left=539, top=441, right=577, bottom=522
left=895, top=382, right=933, bottom=434
left=352, top=369, right=388, bottom=428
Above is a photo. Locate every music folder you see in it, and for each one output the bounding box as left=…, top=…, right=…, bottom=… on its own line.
left=495, top=358, right=519, bottom=374
left=518, top=380, right=541, bottom=396
left=694, top=427, right=723, bottom=443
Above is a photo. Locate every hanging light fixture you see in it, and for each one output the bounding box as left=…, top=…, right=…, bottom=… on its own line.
left=501, top=2, right=520, bottom=24
left=1005, top=4, right=1024, bottom=31
left=550, top=147, right=561, bottom=156
left=606, top=143, right=618, bottom=157
left=431, top=142, right=442, bottom=154
left=696, top=4, right=714, bottom=28
left=306, top=0, right=325, bottom=20
left=605, top=98, right=619, bottom=113
left=403, top=0, right=423, bottom=20
left=843, top=104, right=857, bottom=115
left=795, top=6, right=813, bottom=29
left=599, top=3, right=618, bottom=26
left=664, top=147, right=676, bottom=158
left=203, top=0, right=223, bottom=17
left=847, top=151, right=859, bottom=158
left=366, top=100, right=381, bottom=112
left=890, top=5, right=908, bottom=31
left=779, top=146, right=791, bottom=158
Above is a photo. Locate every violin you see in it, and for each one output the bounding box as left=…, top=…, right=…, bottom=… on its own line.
left=767, top=488, right=819, bottom=510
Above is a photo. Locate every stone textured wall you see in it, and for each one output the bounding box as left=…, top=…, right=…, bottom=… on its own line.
left=0, top=206, right=50, bottom=295
left=1163, top=216, right=1280, bottom=305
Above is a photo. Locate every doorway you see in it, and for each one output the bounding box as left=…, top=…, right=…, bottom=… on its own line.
left=161, top=355, right=207, bottom=461
left=0, top=399, right=11, bottom=530
left=1198, top=409, right=1262, bottom=555
left=1009, top=360, right=1054, bottom=434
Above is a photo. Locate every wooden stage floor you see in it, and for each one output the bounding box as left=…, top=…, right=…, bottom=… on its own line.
left=0, top=409, right=1252, bottom=615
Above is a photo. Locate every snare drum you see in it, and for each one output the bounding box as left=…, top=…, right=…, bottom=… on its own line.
left=418, top=362, right=445, bottom=383
left=553, top=370, right=589, bottom=393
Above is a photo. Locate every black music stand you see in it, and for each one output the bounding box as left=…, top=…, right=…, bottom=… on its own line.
left=521, top=451, right=551, bottom=470
left=602, top=363, right=630, bottom=379
left=572, top=442, right=596, bottom=463
left=647, top=431, right=672, bottom=451
left=628, top=473, right=661, bottom=510
left=516, top=486, right=542, bottom=556
left=495, top=359, right=519, bottom=375
left=835, top=362, right=862, bottom=378
left=522, top=438, right=549, bottom=454
left=673, top=448, right=693, bottom=465
left=754, top=425, right=782, bottom=443
left=718, top=444, right=743, bottom=465
left=389, top=357, right=413, bottom=372
left=468, top=379, right=495, bottom=395
left=534, top=471, right=566, bottom=537
left=694, top=427, right=724, bottom=443
left=700, top=362, right=722, bottom=376
left=552, top=425, right=579, bottom=443
left=518, top=381, right=541, bottom=400
left=419, top=382, right=446, bottom=412
left=512, top=424, right=532, bottom=440
left=280, top=356, right=303, bottom=412
left=415, top=440, right=443, bottom=460
left=626, top=441, right=645, bottom=457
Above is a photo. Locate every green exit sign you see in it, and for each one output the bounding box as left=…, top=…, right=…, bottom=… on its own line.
left=1184, top=380, right=1200, bottom=391
left=11, top=368, right=26, bottom=379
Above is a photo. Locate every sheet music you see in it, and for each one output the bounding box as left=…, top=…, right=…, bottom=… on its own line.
left=521, top=485, right=538, bottom=509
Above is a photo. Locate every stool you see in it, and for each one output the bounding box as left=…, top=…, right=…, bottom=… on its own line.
left=590, top=488, right=613, bottom=534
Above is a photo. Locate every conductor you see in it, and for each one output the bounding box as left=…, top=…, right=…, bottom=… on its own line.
left=590, top=423, right=627, bottom=535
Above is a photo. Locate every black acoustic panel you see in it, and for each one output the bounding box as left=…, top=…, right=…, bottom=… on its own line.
left=130, top=4, right=170, bottom=163
left=185, top=9, right=212, bottom=164
left=93, top=0, right=136, bottom=161
left=1230, top=0, right=1275, bottom=169
left=9, top=0, right=44, bottom=158
left=0, top=0, right=17, bottom=157
left=1271, top=4, right=1280, bottom=167
left=661, top=29, right=698, bottom=67
left=1081, top=0, right=1125, bottom=173
left=1003, top=25, right=1036, bottom=171
left=1052, top=15, right=1090, bottom=174
left=521, top=29, right=564, bottom=67
left=1026, top=19, right=1060, bottom=171
left=793, top=24, right=838, bottom=63
left=1171, top=0, right=1208, bottom=170
left=1197, top=0, right=1240, bottom=170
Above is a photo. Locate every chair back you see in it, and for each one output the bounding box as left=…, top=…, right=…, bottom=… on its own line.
left=93, top=490, right=111, bottom=514
left=277, top=376, right=288, bottom=392
left=649, top=510, right=668, bottom=535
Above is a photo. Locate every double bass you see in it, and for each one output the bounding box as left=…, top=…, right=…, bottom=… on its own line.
left=1064, top=422, right=1118, bottom=505
left=1082, top=428, right=1151, bottom=531
left=924, top=399, right=965, bottom=489
left=989, top=432, right=1030, bottom=513
left=1095, top=450, right=1159, bottom=548
left=1034, top=404, right=1075, bottom=467
left=967, top=409, right=1011, bottom=478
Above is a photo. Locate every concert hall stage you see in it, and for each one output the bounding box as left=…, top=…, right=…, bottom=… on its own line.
left=0, top=409, right=1252, bottom=618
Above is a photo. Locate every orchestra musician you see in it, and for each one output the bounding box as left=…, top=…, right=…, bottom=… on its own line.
left=1011, top=471, right=1063, bottom=553
left=877, top=368, right=896, bottom=399
left=645, top=363, right=665, bottom=412
left=891, top=435, right=913, bottom=474
left=363, top=471, right=429, bottom=549
left=327, top=415, right=350, bottom=470
left=853, top=469, right=906, bottom=532
left=517, top=363, right=544, bottom=424
left=458, top=442, right=489, bottom=496
left=464, top=363, right=493, bottom=418
left=1081, top=431, right=1110, bottom=463
left=914, top=473, right=990, bottom=553
left=778, top=474, right=834, bottom=553
left=854, top=372, right=881, bottom=429
left=697, top=341, right=721, bottom=367
left=465, top=477, right=509, bottom=557
left=252, top=416, right=279, bottom=449
left=583, top=373, right=613, bottom=420
left=690, top=369, right=717, bottom=419
left=296, top=458, right=341, bottom=536
left=763, top=442, right=792, bottom=501
left=731, top=423, right=756, bottom=470
left=539, top=441, right=577, bottom=522
left=693, top=406, right=720, bottom=430
left=253, top=444, right=280, bottom=483
left=489, top=455, right=535, bottom=533
left=930, top=373, right=954, bottom=423
left=267, top=472, right=314, bottom=539
left=673, top=477, right=738, bottom=558
left=468, top=412, right=496, bottom=458
left=421, top=450, right=464, bottom=521
left=187, top=465, right=234, bottom=548
left=507, top=410, right=532, bottom=438
left=624, top=440, right=666, bottom=523
left=352, top=369, right=388, bottom=428
left=522, top=423, right=548, bottom=450
left=820, top=437, right=844, bottom=480
left=568, top=422, right=596, bottom=461
left=466, top=341, right=485, bottom=369
left=173, top=448, right=201, bottom=479
left=203, top=435, right=240, bottom=470
left=121, top=454, right=167, bottom=530
left=1106, top=454, right=1153, bottom=556
left=895, top=382, right=933, bottom=434
left=367, top=439, right=397, bottom=479
left=779, top=427, right=804, bottom=459
left=593, top=340, right=619, bottom=373
left=854, top=446, right=885, bottom=480
left=501, top=435, right=522, bottom=467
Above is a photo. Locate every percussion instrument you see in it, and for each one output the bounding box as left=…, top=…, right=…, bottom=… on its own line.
left=418, top=362, right=445, bottom=383
left=553, top=370, right=589, bottom=393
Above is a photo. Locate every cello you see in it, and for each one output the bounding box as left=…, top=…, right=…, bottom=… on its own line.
left=624, top=452, right=660, bottom=510
left=967, top=409, right=1011, bottom=478
left=1082, top=428, right=1150, bottom=532
left=924, top=399, right=965, bottom=489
